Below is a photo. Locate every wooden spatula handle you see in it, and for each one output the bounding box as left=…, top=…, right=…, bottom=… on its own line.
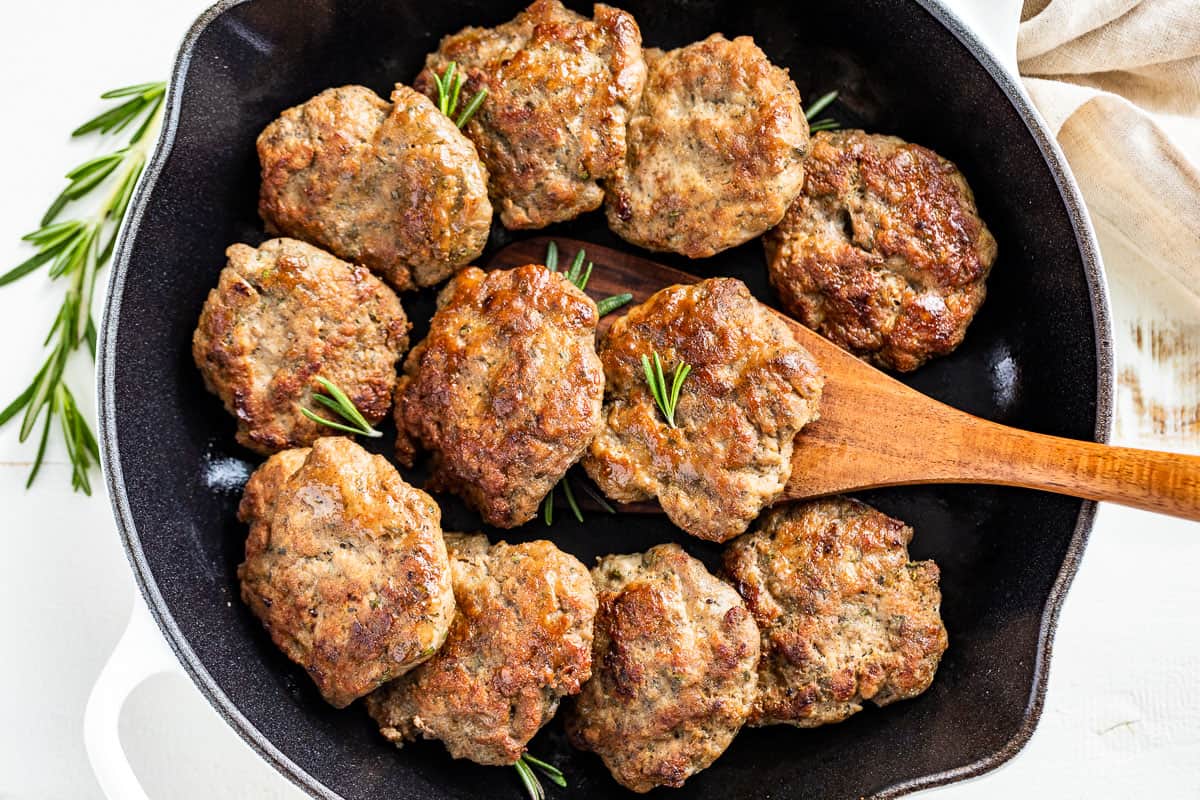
left=956, top=421, right=1200, bottom=519
left=788, top=401, right=1200, bottom=520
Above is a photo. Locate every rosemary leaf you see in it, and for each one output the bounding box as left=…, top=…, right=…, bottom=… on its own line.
left=642, top=354, right=665, bottom=414
left=65, top=159, right=123, bottom=199
left=804, top=90, right=838, bottom=121
left=642, top=351, right=691, bottom=428
left=299, top=408, right=373, bottom=436
left=23, top=219, right=76, bottom=242
left=0, top=248, right=58, bottom=287
left=303, top=377, right=382, bottom=437
left=316, top=377, right=375, bottom=431
left=75, top=236, right=98, bottom=344
left=130, top=94, right=165, bottom=144
left=454, top=87, right=487, bottom=128
left=65, top=151, right=124, bottom=181
left=101, top=81, right=164, bottom=99
left=58, top=385, right=92, bottom=494
left=20, top=346, right=66, bottom=441
left=577, top=260, right=594, bottom=291
left=23, top=220, right=83, bottom=249
left=578, top=479, right=616, bottom=514
left=448, top=72, right=464, bottom=121
left=595, top=293, right=632, bottom=316
left=542, top=487, right=554, bottom=526
left=544, top=241, right=558, bottom=272
left=0, top=378, right=38, bottom=427
left=40, top=191, right=70, bottom=228
left=522, top=754, right=567, bottom=788
left=668, top=362, right=692, bottom=415
left=513, top=758, right=545, bottom=800
left=440, top=62, right=457, bottom=115
left=566, top=249, right=586, bottom=286
left=26, top=406, right=54, bottom=490
left=72, top=95, right=147, bottom=137
left=561, top=478, right=584, bottom=523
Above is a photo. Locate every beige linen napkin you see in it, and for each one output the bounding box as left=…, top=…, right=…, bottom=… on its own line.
left=1013, top=0, right=1200, bottom=447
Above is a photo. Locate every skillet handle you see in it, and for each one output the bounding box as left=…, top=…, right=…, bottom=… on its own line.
left=84, top=591, right=182, bottom=800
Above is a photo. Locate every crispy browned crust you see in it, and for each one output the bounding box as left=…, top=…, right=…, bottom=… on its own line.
left=416, top=0, right=646, bottom=229
left=192, top=238, right=409, bottom=455
left=257, top=85, right=492, bottom=291
left=723, top=498, right=948, bottom=728
left=764, top=130, right=996, bottom=372
left=394, top=265, right=604, bottom=528
left=582, top=278, right=824, bottom=542
left=366, top=534, right=597, bottom=766
left=605, top=34, right=809, bottom=258
left=565, top=544, right=759, bottom=793
left=237, top=437, right=455, bottom=709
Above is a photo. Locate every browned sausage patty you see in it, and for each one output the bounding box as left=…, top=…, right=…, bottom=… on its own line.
left=395, top=265, right=604, bottom=528
left=416, top=0, right=646, bottom=229
left=605, top=34, right=809, bottom=258
left=258, top=84, right=492, bottom=291
left=764, top=130, right=996, bottom=371
left=237, top=437, right=455, bottom=709
left=192, top=238, right=409, bottom=455
left=367, top=533, right=597, bottom=765
left=583, top=278, right=823, bottom=542
left=566, top=543, right=759, bottom=793
left=723, top=498, right=948, bottom=728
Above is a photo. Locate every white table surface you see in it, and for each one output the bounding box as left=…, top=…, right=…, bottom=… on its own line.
left=1, top=1, right=1197, bottom=798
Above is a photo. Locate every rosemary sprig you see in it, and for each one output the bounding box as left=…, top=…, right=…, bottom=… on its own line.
left=1, top=81, right=166, bottom=493
left=300, top=377, right=383, bottom=438
left=544, top=241, right=632, bottom=316
left=514, top=753, right=567, bottom=800
left=542, top=486, right=554, bottom=525
left=641, top=351, right=691, bottom=429
left=431, top=61, right=488, bottom=128
left=541, top=468, right=616, bottom=526
left=805, top=90, right=841, bottom=133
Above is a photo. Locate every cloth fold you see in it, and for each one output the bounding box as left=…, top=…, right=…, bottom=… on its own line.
left=1015, top=0, right=1200, bottom=305
left=994, top=0, right=1200, bottom=446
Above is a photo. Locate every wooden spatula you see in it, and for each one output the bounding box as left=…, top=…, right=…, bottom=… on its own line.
left=489, top=237, right=1200, bottom=521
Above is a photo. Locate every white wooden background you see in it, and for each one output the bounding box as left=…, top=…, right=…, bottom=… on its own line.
left=0, top=1, right=1196, bottom=798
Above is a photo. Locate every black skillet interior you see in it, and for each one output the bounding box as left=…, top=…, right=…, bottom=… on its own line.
left=102, top=0, right=1107, bottom=798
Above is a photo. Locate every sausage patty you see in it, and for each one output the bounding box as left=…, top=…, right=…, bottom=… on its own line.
left=237, top=437, right=455, bottom=709
left=605, top=34, right=809, bottom=258
left=566, top=543, right=759, bottom=793
left=192, top=238, right=409, bottom=455
left=367, top=533, right=597, bottom=765
left=258, top=84, right=492, bottom=291
left=395, top=265, right=605, bottom=528
left=764, top=130, right=996, bottom=371
left=416, top=0, right=646, bottom=229
left=723, top=498, right=948, bottom=728
left=583, top=278, right=824, bottom=542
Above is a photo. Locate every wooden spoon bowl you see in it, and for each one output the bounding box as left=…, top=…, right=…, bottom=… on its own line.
left=490, top=237, right=1200, bottom=520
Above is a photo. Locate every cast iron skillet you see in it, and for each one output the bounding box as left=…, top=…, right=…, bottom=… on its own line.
left=98, top=0, right=1114, bottom=797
